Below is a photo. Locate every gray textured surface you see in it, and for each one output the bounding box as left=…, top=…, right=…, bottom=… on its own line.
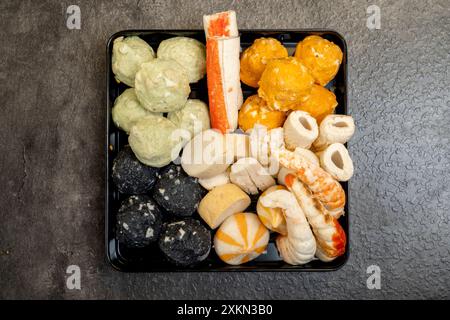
left=0, top=0, right=449, bottom=300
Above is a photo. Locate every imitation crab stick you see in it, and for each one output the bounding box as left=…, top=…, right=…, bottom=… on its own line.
left=203, top=10, right=243, bottom=133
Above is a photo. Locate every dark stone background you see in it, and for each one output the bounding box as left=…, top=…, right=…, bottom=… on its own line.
left=0, top=0, right=449, bottom=299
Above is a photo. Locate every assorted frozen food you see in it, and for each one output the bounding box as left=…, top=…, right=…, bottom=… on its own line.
left=283, top=111, right=319, bottom=150
left=128, top=116, right=182, bottom=167
left=313, top=114, right=355, bottom=150
left=256, top=185, right=288, bottom=235
left=112, top=36, right=156, bottom=87
left=258, top=57, right=314, bottom=111
left=204, top=11, right=243, bottom=133
left=156, top=37, right=206, bottom=83
left=180, top=129, right=231, bottom=179
left=116, top=195, right=163, bottom=248
left=134, top=59, right=191, bottom=112
left=214, top=212, right=269, bottom=265
left=167, top=99, right=210, bottom=145
left=260, top=189, right=316, bottom=265
left=316, top=143, right=354, bottom=182
left=112, top=88, right=162, bottom=133
left=240, top=37, right=288, bottom=88
left=159, top=219, right=211, bottom=266
left=285, top=177, right=346, bottom=261
left=238, top=95, right=286, bottom=131
left=111, top=146, right=160, bottom=194
left=198, top=183, right=250, bottom=229
left=109, top=10, right=354, bottom=268
left=294, top=35, right=343, bottom=86
left=152, top=164, right=206, bottom=217
left=295, top=84, right=338, bottom=123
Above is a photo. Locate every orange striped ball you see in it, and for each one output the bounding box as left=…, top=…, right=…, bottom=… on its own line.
left=214, top=212, right=269, bottom=265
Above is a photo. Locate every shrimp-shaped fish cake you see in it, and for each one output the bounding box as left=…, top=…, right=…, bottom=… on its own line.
left=285, top=175, right=346, bottom=261
left=260, top=189, right=316, bottom=265
left=278, top=149, right=345, bottom=216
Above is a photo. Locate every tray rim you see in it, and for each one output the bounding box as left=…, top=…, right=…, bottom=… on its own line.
left=105, top=29, right=349, bottom=273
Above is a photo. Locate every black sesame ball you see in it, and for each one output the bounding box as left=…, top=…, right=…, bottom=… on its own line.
left=112, top=146, right=159, bottom=194
left=116, top=195, right=163, bottom=248
left=159, top=218, right=211, bottom=266
left=152, top=164, right=206, bottom=217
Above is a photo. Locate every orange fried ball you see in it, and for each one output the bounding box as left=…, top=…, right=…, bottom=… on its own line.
left=240, top=38, right=288, bottom=88
left=238, top=95, right=286, bottom=131
left=293, top=84, right=338, bottom=123
left=258, top=57, right=314, bottom=111
left=294, top=35, right=343, bottom=86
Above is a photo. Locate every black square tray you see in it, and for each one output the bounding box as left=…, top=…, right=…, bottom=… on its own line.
left=106, top=29, right=349, bottom=272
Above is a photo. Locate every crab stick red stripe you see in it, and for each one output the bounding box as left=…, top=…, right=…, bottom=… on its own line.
left=206, top=38, right=229, bottom=132
left=205, top=12, right=231, bottom=37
